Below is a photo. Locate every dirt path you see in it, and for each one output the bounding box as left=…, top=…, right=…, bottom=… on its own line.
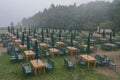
left=0, top=43, right=7, bottom=55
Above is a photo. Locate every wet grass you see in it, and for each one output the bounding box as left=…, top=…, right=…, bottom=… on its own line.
left=0, top=53, right=112, bottom=80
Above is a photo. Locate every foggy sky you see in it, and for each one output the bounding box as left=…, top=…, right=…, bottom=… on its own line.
left=0, top=0, right=113, bottom=27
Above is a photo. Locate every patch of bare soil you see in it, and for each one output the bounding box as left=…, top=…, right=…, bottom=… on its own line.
left=0, top=43, right=7, bottom=55
left=91, top=47, right=120, bottom=80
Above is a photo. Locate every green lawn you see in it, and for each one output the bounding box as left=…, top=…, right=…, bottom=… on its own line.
left=0, top=53, right=113, bottom=80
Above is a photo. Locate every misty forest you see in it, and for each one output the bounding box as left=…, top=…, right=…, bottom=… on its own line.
left=21, top=0, right=120, bottom=32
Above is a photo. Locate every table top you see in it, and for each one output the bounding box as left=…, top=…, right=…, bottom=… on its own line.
left=30, top=59, right=45, bottom=68
left=67, top=46, right=77, bottom=51
left=8, top=33, right=14, bottom=37
left=116, top=42, right=120, bottom=44
left=82, top=45, right=94, bottom=49
left=90, top=39, right=95, bottom=42
left=31, top=38, right=37, bottom=41
left=56, top=41, right=64, bottom=44
left=45, top=38, right=51, bottom=40
left=19, top=45, right=27, bottom=48
left=112, top=38, right=117, bottom=41
left=56, top=42, right=64, bottom=44
left=80, top=55, right=96, bottom=61
left=100, top=38, right=107, bottom=41
left=12, top=36, right=16, bottom=39
left=104, top=43, right=116, bottom=47
left=73, top=41, right=78, bottom=43
left=24, top=34, right=28, bottom=37
left=29, top=36, right=33, bottom=39
left=15, top=39, right=21, bottom=43
left=49, top=48, right=59, bottom=53
left=39, top=43, right=47, bottom=46
left=76, top=36, right=81, bottom=39
left=24, top=50, right=35, bottom=56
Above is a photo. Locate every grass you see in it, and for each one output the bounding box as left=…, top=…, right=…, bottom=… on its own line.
left=0, top=27, right=7, bottom=34
left=0, top=53, right=112, bottom=80
left=116, top=71, right=120, bottom=80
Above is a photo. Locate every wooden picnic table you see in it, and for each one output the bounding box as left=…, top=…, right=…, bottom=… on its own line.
left=80, top=55, right=96, bottom=68
left=90, top=39, right=95, bottom=44
left=66, top=40, right=78, bottom=46
left=115, top=42, right=120, bottom=47
left=49, top=48, right=60, bottom=59
left=39, top=43, right=48, bottom=49
left=31, top=38, right=37, bottom=44
left=14, top=39, right=21, bottom=47
left=19, top=32, right=22, bottom=37
left=82, top=45, right=94, bottom=52
left=29, top=35, right=33, bottom=39
left=76, top=36, right=81, bottom=39
left=103, top=43, right=116, bottom=50
left=30, top=59, right=45, bottom=76
left=8, top=33, right=14, bottom=38
left=19, top=44, right=27, bottom=49
left=104, top=43, right=116, bottom=47
left=24, top=50, right=35, bottom=62
left=94, top=33, right=102, bottom=38
left=73, top=41, right=79, bottom=46
left=67, top=46, right=77, bottom=55
left=24, top=34, right=27, bottom=37
left=100, top=38, right=108, bottom=43
left=19, top=44, right=27, bottom=52
left=60, top=37, right=64, bottom=42
left=45, top=38, right=51, bottom=43
left=15, top=39, right=21, bottom=43
left=12, top=36, right=17, bottom=41
left=56, top=41, right=64, bottom=47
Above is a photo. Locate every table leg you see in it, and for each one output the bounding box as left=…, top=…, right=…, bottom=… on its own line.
left=35, top=68, right=37, bottom=76
left=94, top=60, right=96, bottom=68
left=26, top=56, right=28, bottom=62
left=43, top=67, right=45, bottom=74
left=75, top=51, right=77, bottom=55
left=32, top=55, right=34, bottom=60
left=58, top=52, right=60, bottom=57
left=71, top=51, right=72, bottom=56
left=88, top=61, right=90, bottom=68
left=52, top=53, right=54, bottom=59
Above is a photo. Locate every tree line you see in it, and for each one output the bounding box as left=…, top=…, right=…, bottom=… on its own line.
left=21, top=0, right=120, bottom=31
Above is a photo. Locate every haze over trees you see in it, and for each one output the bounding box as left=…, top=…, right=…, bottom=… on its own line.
left=21, top=0, right=120, bottom=31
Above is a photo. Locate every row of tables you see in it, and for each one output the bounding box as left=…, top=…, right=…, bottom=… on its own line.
left=26, top=53, right=96, bottom=76
left=10, top=34, right=117, bottom=77
left=8, top=33, right=97, bottom=76
left=23, top=50, right=45, bottom=76
left=23, top=44, right=96, bottom=76
left=14, top=38, right=119, bottom=53
left=9, top=33, right=113, bottom=76
left=23, top=46, right=77, bottom=60
left=30, top=54, right=96, bottom=76
left=15, top=39, right=96, bottom=62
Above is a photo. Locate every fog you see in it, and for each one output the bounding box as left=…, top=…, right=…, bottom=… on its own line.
left=0, top=0, right=113, bottom=27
